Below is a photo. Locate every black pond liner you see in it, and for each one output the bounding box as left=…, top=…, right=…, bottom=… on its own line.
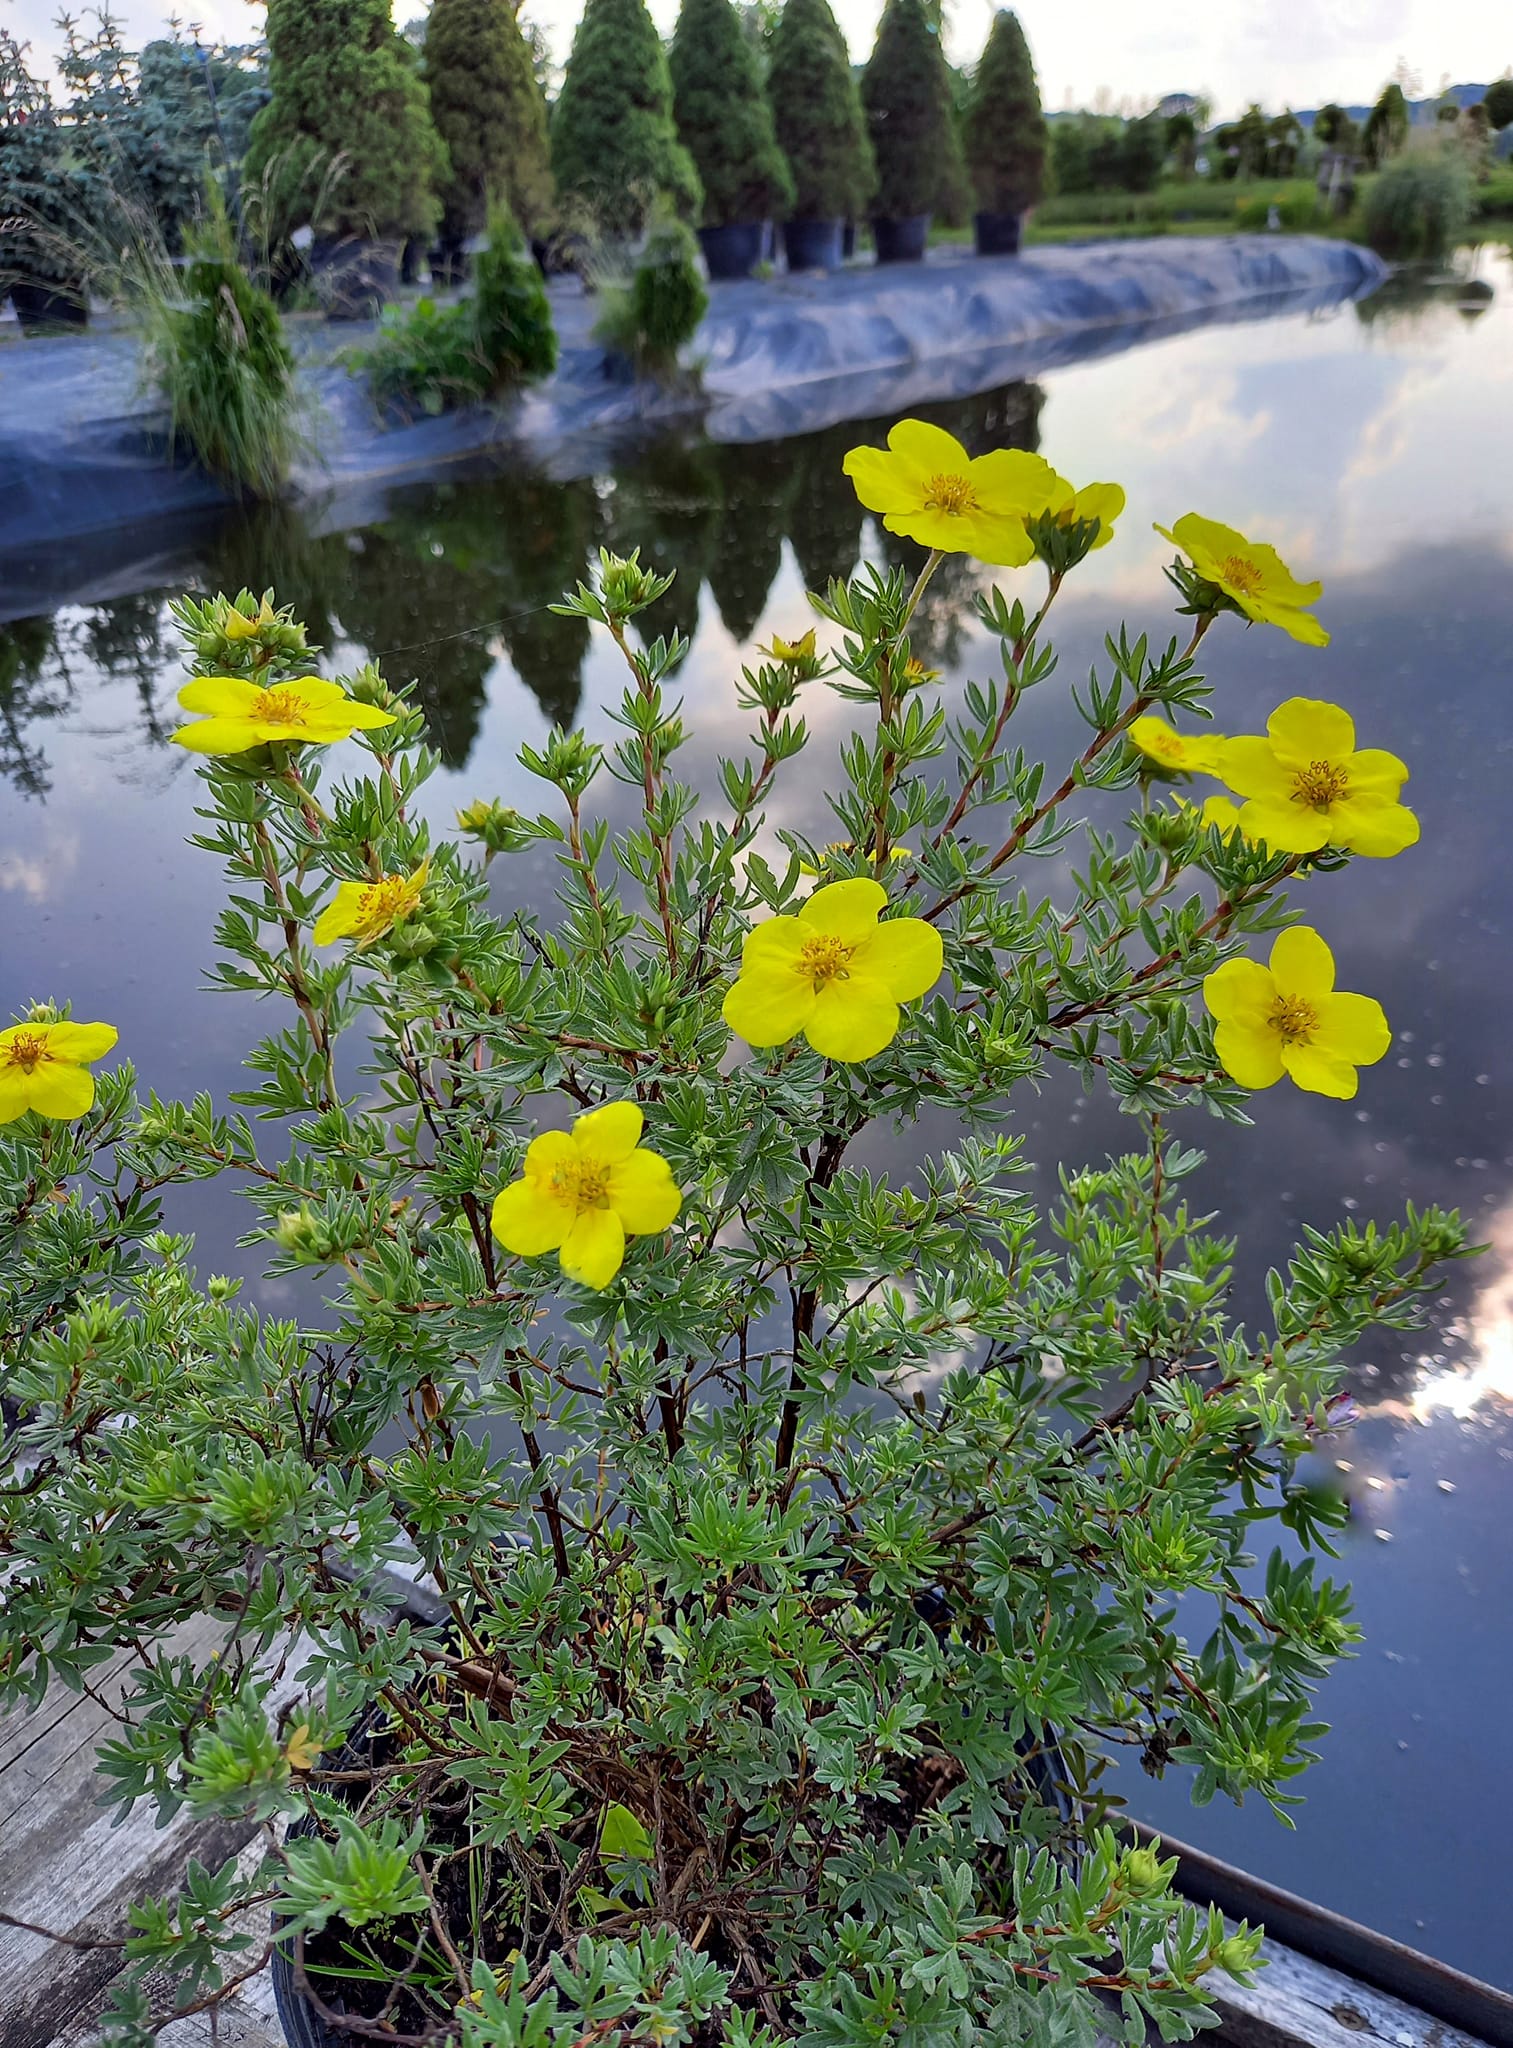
left=268, top=1566, right=1074, bottom=2045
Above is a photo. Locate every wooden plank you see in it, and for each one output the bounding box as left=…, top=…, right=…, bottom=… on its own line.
left=1210, top=1936, right=1495, bottom=2048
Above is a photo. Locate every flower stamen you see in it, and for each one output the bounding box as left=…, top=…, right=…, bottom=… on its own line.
left=1268, top=995, right=1318, bottom=1044
left=2, top=1031, right=49, bottom=1073
left=1291, top=759, right=1349, bottom=809
left=798, top=934, right=853, bottom=988
left=550, top=1159, right=611, bottom=1209
left=1219, top=554, right=1263, bottom=593
left=922, top=472, right=978, bottom=517
left=256, top=686, right=309, bottom=728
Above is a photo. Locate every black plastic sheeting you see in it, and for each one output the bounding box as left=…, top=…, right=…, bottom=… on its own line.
left=0, top=235, right=1385, bottom=618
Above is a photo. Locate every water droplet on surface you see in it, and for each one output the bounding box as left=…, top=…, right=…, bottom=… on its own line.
left=1437, top=1479, right=1456, bottom=1493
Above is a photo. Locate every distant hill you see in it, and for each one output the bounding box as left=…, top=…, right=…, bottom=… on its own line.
left=1296, top=85, right=1491, bottom=128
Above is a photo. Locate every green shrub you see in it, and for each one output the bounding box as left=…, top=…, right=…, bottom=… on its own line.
left=424, top=0, right=554, bottom=249
left=767, top=0, right=875, bottom=221
left=1486, top=77, right=1513, bottom=132
left=670, top=0, right=793, bottom=228
left=1476, top=165, right=1513, bottom=219
left=551, top=0, right=701, bottom=239
left=244, top=0, right=447, bottom=243
left=595, top=216, right=708, bottom=376
left=964, top=10, right=1046, bottom=215
left=1363, top=148, right=1472, bottom=259
left=1363, top=81, right=1410, bottom=168
left=861, top=0, right=964, bottom=219
left=359, top=204, right=557, bottom=416
left=0, top=30, right=93, bottom=303
left=1233, top=183, right=1324, bottom=231
left=145, top=233, right=296, bottom=498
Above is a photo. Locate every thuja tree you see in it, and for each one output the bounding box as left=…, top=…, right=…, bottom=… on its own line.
left=861, top=0, right=964, bottom=218
left=244, top=0, right=447, bottom=242
left=964, top=9, right=1046, bottom=215
left=1363, top=81, right=1410, bottom=167
left=0, top=419, right=1469, bottom=2044
left=425, top=0, right=554, bottom=249
left=670, top=0, right=793, bottom=228
left=767, top=0, right=874, bottom=220
left=551, top=0, right=701, bottom=238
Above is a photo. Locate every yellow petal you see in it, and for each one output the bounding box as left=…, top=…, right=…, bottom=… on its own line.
left=1281, top=1043, right=1358, bottom=1098
left=799, top=878, right=886, bottom=941
left=1073, top=481, right=1125, bottom=544
left=1314, top=991, right=1391, bottom=1067
left=332, top=699, right=398, bottom=734
left=957, top=511, right=1037, bottom=567
left=1161, top=512, right=1249, bottom=573
left=804, top=976, right=899, bottom=1062
left=1213, top=1018, right=1286, bottom=1090
left=1234, top=797, right=1330, bottom=855
left=843, top=444, right=916, bottom=515
left=887, top=417, right=971, bottom=480
left=1269, top=927, right=1335, bottom=999
left=1329, top=798, right=1419, bottom=859
left=968, top=447, right=1061, bottom=513
left=854, top=917, right=943, bottom=1003
left=1202, top=958, right=1275, bottom=1025
left=177, top=675, right=267, bottom=715
left=1213, top=736, right=1294, bottom=802
left=560, top=1207, right=626, bottom=1289
left=1266, top=698, right=1354, bottom=764
left=573, top=1100, right=644, bottom=1162
left=0, top=1069, right=35, bottom=1121
left=39, top=1021, right=117, bottom=1062
left=723, top=967, right=815, bottom=1048
left=491, top=1177, right=573, bottom=1256
left=607, top=1150, right=682, bottom=1235
left=742, top=917, right=807, bottom=967
left=171, top=718, right=264, bottom=754
left=523, top=1129, right=576, bottom=1176
left=1248, top=596, right=1329, bottom=647
left=23, top=1061, right=95, bottom=1119
left=1241, top=543, right=1323, bottom=608
left=1200, top=795, right=1246, bottom=839
left=313, top=883, right=366, bottom=945
left=1345, top=749, right=1410, bottom=796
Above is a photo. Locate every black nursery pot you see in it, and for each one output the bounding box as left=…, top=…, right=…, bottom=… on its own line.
left=10, top=280, right=88, bottom=333
left=974, top=209, right=1025, bottom=257
left=871, top=212, right=932, bottom=263
left=782, top=216, right=845, bottom=272
left=309, top=236, right=401, bottom=321
left=698, top=220, right=766, bottom=280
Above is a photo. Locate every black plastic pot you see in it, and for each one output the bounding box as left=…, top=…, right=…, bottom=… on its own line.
left=872, top=212, right=932, bottom=264
left=10, top=281, right=88, bottom=333
left=841, top=219, right=857, bottom=260
left=782, top=216, right=845, bottom=272
left=428, top=238, right=469, bottom=289
left=309, top=236, right=401, bottom=321
left=698, top=220, right=765, bottom=280
left=974, top=209, right=1025, bottom=257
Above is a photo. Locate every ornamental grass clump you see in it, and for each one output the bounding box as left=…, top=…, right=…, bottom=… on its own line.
left=0, top=428, right=1472, bottom=2047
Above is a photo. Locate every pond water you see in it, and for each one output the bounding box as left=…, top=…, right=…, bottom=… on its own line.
left=3, top=251, right=1511, bottom=1988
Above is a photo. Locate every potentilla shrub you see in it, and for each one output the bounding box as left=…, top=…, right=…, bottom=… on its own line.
left=0, top=421, right=1468, bottom=2047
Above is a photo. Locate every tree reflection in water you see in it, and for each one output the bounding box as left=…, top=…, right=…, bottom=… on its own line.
left=0, top=378, right=1045, bottom=792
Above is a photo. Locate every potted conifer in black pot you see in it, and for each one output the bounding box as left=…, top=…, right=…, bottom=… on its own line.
left=671, top=0, right=793, bottom=280
left=0, top=33, right=91, bottom=332
left=768, top=0, right=874, bottom=271
left=423, top=0, right=555, bottom=286
left=860, top=0, right=963, bottom=262
left=551, top=0, right=702, bottom=241
left=965, top=8, right=1046, bottom=256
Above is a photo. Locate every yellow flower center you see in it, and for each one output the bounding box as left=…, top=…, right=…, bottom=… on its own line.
left=1291, top=759, right=1349, bottom=809
left=3, top=1031, right=50, bottom=1073
left=257, top=686, right=308, bottom=728
left=549, top=1157, right=611, bottom=1210
left=799, top=933, right=853, bottom=988
left=1268, top=995, right=1318, bottom=1044
left=356, top=875, right=413, bottom=935
left=1219, top=554, right=1263, bottom=594
left=922, top=472, right=979, bottom=517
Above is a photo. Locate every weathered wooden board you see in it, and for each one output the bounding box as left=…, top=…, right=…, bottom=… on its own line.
left=1209, top=1938, right=1495, bottom=2048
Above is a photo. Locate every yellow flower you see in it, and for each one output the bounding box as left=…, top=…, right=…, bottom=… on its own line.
left=313, top=860, right=430, bottom=947
left=1021, top=473, right=1126, bottom=552
left=1155, top=513, right=1329, bottom=646
left=761, top=629, right=816, bottom=663
left=796, top=841, right=912, bottom=878
left=722, top=877, right=944, bottom=1062
left=490, top=1101, right=682, bottom=1291
left=842, top=419, right=1055, bottom=566
left=222, top=596, right=277, bottom=642
left=1204, top=927, right=1389, bottom=1099
left=1198, top=794, right=1247, bottom=841
left=1213, top=698, right=1418, bottom=858
left=1128, top=715, right=1228, bottom=775
left=283, top=1724, right=323, bottom=1772
left=901, top=656, right=939, bottom=685
left=0, top=1019, right=118, bottom=1123
left=171, top=675, right=397, bottom=755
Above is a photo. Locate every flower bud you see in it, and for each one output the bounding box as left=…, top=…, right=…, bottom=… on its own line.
left=1216, top=1934, right=1256, bottom=1976
left=1122, top=1846, right=1165, bottom=1897
left=273, top=1206, right=327, bottom=1259
left=456, top=799, right=524, bottom=854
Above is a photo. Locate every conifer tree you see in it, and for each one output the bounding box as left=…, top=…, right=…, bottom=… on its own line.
left=964, top=10, right=1046, bottom=215
left=551, top=0, right=701, bottom=237
left=860, top=0, right=964, bottom=218
left=670, top=0, right=792, bottom=227
left=766, top=0, right=874, bottom=221
left=425, top=0, right=554, bottom=248
left=245, top=0, right=447, bottom=242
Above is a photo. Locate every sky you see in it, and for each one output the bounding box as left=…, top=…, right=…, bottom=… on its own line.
left=2, top=0, right=1510, bottom=119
